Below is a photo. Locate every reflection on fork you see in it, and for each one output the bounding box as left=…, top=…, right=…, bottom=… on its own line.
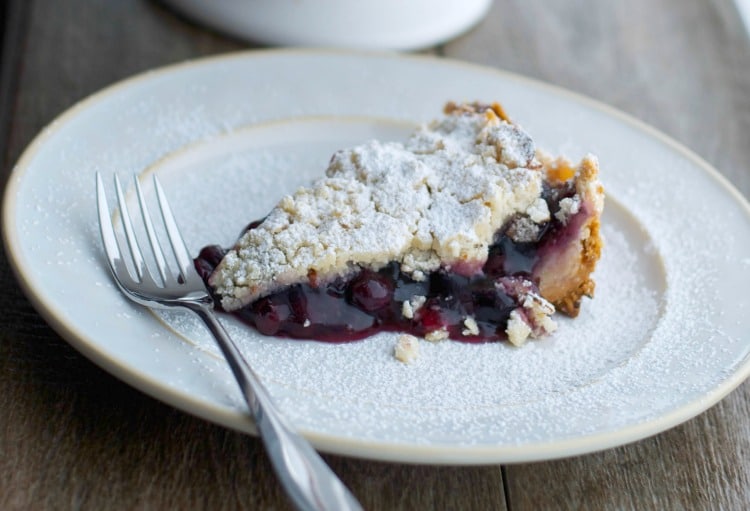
left=96, top=173, right=362, bottom=511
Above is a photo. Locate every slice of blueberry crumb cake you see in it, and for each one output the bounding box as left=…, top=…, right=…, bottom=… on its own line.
left=195, top=102, right=604, bottom=347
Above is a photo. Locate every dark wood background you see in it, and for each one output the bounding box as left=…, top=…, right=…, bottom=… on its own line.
left=1, top=0, right=749, bottom=509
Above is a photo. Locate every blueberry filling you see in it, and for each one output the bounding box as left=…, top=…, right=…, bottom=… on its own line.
left=195, top=185, right=581, bottom=343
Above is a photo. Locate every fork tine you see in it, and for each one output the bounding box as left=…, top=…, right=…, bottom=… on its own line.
left=134, top=176, right=169, bottom=285
left=114, top=174, right=145, bottom=280
left=153, top=175, right=193, bottom=280
left=96, top=173, right=123, bottom=268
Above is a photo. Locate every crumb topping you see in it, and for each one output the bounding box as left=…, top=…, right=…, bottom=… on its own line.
left=401, top=295, right=426, bottom=319
left=506, top=310, right=533, bottom=346
left=425, top=328, right=449, bottom=342
left=210, top=105, right=545, bottom=310
left=394, top=334, right=420, bottom=363
left=555, top=196, right=581, bottom=224
left=462, top=316, right=480, bottom=336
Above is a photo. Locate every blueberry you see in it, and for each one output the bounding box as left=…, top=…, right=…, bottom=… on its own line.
left=193, top=245, right=226, bottom=282
left=349, top=271, right=394, bottom=312
left=252, top=297, right=290, bottom=336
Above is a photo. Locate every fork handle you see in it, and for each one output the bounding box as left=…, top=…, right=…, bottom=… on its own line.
left=191, top=305, right=363, bottom=511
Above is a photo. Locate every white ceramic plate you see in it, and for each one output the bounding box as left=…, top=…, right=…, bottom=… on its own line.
left=4, top=50, right=750, bottom=465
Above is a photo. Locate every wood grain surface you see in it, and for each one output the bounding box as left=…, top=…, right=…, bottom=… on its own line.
left=1, top=0, right=748, bottom=510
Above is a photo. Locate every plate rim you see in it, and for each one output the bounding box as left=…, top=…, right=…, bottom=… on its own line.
left=4, top=47, right=750, bottom=464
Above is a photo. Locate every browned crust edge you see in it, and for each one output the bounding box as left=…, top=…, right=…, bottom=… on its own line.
left=552, top=213, right=603, bottom=317
left=538, top=155, right=605, bottom=317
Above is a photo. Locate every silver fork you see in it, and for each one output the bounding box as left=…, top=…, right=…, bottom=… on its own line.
left=96, top=173, right=362, bottom=511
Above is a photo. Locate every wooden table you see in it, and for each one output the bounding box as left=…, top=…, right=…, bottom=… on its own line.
left=2, top=1, right=749, bottom=509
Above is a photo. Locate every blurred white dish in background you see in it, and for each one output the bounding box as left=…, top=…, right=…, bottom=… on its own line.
left=737, top=0, right=750, bottom=35
left=161, top=0, right=493, bottom=50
